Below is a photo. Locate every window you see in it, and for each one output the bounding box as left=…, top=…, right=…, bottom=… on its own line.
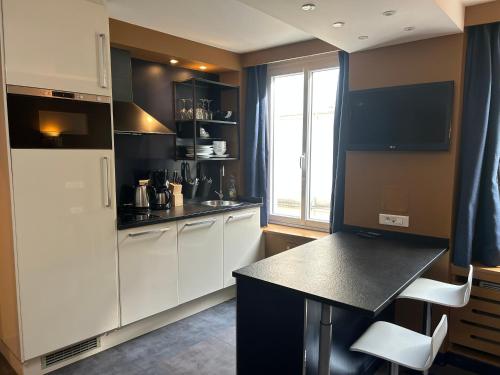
left=268, top=54, right=339, bottom=230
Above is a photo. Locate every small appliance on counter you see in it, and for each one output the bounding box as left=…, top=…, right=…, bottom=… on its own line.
left=149, top=170, right=172, bottom=210
left=134, top=180, right=153, bottom=209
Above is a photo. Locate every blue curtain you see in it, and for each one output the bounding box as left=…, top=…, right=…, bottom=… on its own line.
left=453, top=22, right=500, bottom=267
left=244, top=65, right=269, bottom=226
left=330, top=51, right=350, bottom=233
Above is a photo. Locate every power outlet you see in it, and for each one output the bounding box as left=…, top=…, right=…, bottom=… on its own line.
left=379, top=213, right=409, bottom=227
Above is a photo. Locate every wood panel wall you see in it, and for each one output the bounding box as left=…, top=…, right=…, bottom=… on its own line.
left=344, top=34, right=467, bottom=339
left=345, top=34, right=465, bottom=240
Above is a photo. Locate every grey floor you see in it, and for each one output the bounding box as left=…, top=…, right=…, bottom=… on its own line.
left=0, top=299, right=477, bottom=375
left=52, top=300, right=236, bottom=375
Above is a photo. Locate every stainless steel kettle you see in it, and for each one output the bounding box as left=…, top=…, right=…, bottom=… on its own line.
left=134, top=185, right=153, bottom=208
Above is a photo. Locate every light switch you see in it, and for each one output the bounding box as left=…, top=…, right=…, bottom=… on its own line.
left=379, top=213, right=409, bottom=227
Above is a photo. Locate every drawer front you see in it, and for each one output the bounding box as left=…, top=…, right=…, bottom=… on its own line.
left=177, top=215, right=223, bottom=304
left=118, top=223, right=179, bottom=326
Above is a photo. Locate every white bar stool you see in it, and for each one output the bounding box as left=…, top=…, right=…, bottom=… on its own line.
left=398, top=264, right=473, bottom=332
left=396, top=265, right=473, bottom=374
left=350, top=315, right=448, bottom=375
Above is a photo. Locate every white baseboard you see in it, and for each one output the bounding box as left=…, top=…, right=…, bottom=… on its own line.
left=12, top=286, right=236, bottom=375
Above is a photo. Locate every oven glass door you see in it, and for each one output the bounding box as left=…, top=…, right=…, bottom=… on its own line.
left=7, top=93, right=112, bottom=149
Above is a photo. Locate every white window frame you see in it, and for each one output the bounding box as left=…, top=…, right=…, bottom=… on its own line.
left=267, top=53, right=339, bottom=232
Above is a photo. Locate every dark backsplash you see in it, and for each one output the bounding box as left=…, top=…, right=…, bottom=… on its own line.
left=113, top=55, right=221, bottom=206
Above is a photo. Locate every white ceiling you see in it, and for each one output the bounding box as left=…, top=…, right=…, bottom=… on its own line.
left=104, top=0, right=313, bottom=53
left=105, top=0, right=494, bottom=55
left=237, top=0, right=495, bottom=53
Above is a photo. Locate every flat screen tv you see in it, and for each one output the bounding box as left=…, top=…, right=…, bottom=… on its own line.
left=347, top=81, right=454, bottom=151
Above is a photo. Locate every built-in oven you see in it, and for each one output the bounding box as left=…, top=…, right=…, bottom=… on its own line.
left=7, top=85, right=112, bottom=149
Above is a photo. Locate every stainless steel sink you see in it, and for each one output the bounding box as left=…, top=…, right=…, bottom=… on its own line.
left=201, top=200, right=243, bottom=208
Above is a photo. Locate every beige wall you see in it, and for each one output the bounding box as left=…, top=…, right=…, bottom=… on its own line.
left=109, top=19, right=241, bottom=72
left=0, top=21, right=21, bottom=362
left=241, top=39, right=337, bottom=67
left=465, top=0, right=500, bottom=26
left=344, top=34, right=465, bottom=240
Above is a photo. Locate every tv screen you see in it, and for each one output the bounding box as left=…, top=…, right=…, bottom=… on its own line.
left=347, top=81, right=454, bottom=151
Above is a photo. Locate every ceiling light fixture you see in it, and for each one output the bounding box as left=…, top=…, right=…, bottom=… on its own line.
left=301, top=3, right=316, bottom=11
left=382, top=10, right=396, bottom=16
left=169, top=59, right=179, bottom=65
left=404, top=26, right=415, bottom=32
left=332, top=21, right=345, bottom=28
left=358, top=35, right=368, bottom=40
left=199, top=65, right=207, bottom=71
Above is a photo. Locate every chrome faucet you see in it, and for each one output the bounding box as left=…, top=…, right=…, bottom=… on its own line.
left=214, top=163, right=224, bottom=200
left=214, top=190, right=224, bottom=200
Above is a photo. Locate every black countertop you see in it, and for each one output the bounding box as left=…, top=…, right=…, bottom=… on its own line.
left=117, top=201, right=262, bottom=230
left=233, top=231, right=447, bottom=316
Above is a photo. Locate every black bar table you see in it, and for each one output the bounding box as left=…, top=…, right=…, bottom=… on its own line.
left=233, top=231, right=447, bottom=375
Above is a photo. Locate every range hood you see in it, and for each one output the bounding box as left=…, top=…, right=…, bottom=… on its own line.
left=112, top=101, right=174, bottom=135
left=111, top=48, right=174, bottom=135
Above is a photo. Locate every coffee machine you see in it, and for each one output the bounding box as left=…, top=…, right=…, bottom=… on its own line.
left=149, top=170, right=172, bottom=210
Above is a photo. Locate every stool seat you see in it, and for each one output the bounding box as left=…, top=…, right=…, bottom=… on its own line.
left=397, top=265, right=473, bottom=308
left=350, top=315, right=447, bottom=372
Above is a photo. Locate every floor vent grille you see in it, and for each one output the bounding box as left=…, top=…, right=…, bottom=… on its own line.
left=41, top=337, right=100, bottom=368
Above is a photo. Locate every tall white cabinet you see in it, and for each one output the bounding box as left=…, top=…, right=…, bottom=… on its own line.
left=0, top=0, right=117, bottom=365
left=10, top=150, right=119, bottom=359
left=2, top=0, right=111, bottom=96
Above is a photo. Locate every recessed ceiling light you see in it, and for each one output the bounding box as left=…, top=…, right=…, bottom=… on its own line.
left=199, top=65, right=207, bottom=71
left=332, top=21, right=345, bottom=28
left=358, top=35, right=369, bottom=40
left=382, top=10, right=396, bottom=16
left=404, top=26, right=416, bottom=32
left=169, top=59, right=178, bottom=65
left=301, top=3, right=316, bottom=11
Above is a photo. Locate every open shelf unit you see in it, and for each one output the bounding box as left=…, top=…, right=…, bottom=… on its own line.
left=173, top=78, right=240, bottom=161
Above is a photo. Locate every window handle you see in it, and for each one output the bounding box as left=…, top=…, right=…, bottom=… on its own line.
left=299, top=154, right=305, bottom=169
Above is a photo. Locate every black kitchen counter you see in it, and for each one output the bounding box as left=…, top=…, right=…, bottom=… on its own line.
left=117, top=201, right=262, bottom=230
left=233, top=231, right=447, bottom=316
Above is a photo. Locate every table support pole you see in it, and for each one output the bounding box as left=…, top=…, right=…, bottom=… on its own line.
left=318, top=303, right=333, bottom=375
left=423, top=302, right=431, bottom=375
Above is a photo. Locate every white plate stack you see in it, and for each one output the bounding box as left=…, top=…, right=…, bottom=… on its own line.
left=186, top=145, right=214, bottom=159
left=212, top=141, right=229, bottom=158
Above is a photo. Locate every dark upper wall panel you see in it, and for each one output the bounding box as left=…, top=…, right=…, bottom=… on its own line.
left=131, top=58, right=218, bottom=127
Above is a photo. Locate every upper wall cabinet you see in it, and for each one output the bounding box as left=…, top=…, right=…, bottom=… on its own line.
left=2, top=0, right=111, bottom=96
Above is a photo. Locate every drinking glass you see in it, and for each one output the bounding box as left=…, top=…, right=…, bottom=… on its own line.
left=206, top=99, right=214, bottom=120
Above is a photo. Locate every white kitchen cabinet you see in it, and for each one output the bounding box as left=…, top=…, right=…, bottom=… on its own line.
left=118, top=223, right=179, bottom=326
left=223, top=208, right=263, bottom=287
left=2, top=0, right=111, bottom=96
left=10, top=149, right=119, bottom=360
left=177, top=215, right=223, bottom=304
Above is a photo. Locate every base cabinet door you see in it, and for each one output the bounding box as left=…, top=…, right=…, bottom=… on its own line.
left=223, top=208, right=263, bottom=287
left=118, top=223, right=179, bottom=326
left=178, top=216, right=223, bottom=304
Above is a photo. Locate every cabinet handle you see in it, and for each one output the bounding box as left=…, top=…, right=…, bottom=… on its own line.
left=97, top=33, right=108, bottom=88
left=128, top=227, right=170, bottom=238
left=101, top=157, right=111, bottom=208
left=184, top=218, right=216, bottom=228
left=226, top=212, right=255, bottom=223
